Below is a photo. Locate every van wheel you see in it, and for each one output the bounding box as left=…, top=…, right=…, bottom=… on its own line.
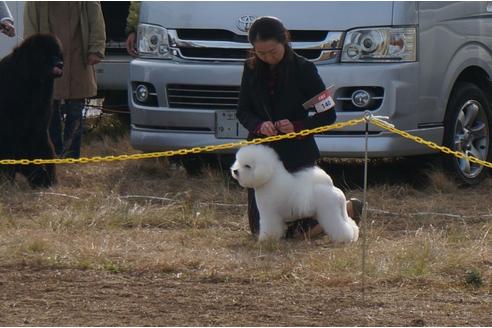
left=442, top=82, right=492, bottom=186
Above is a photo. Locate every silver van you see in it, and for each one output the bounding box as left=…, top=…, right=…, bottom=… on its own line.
left=129, top=1, right=492, bottom=185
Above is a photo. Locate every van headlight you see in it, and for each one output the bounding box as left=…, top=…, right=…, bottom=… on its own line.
left=341, top=27, right=416, bottom=62
left=137, top=23, right=172, bottom=59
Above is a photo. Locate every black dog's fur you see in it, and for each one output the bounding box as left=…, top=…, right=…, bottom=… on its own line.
left=0, top=34, right=63, bottom=188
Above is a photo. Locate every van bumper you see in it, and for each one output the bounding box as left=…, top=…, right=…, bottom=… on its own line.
left=129, top=59, right=444, bottom=157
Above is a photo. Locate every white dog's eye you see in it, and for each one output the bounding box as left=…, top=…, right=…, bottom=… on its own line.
left=244, top=164, right=252, bottom=169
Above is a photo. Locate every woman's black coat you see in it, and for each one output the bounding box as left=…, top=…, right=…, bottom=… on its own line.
left=237, top=52, right=337, bottom=170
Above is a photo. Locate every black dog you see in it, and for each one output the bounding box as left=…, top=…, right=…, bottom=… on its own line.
left=0, top=34, right=63, bottom=188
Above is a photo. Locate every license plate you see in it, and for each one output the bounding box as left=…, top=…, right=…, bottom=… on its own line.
left=215, top=110, right=249, bottom=139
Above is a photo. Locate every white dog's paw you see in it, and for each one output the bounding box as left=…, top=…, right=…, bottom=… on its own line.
left=258, top=217, right=286, bottom=241
left=258, top=231, right=284, bottom=241
left=329, top=221, right=359, bottom=243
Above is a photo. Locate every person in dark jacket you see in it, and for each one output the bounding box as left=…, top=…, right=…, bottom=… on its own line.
left=237, top=16, right=362, bottom=239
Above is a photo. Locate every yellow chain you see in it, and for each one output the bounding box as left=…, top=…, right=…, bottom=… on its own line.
left=368, top=118, right=492, bottom=169
left=3, top=116, right=492, bottom=169
left=0, top=118, right=365, bottom=165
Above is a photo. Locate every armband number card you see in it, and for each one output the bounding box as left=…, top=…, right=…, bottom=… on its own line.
left=302, top=85, right=335, bottom=113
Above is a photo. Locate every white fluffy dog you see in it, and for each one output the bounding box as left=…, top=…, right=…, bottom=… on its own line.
left=231, top=145, right=359, bottom=242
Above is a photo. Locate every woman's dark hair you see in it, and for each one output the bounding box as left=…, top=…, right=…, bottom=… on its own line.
left=246, top=16, right=293, bottom=69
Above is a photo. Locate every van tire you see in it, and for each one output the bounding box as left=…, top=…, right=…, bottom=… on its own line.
left=442, top=82, right=492, bottom=186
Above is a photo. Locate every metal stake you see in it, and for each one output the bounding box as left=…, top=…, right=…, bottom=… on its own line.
left=361, top=111, right=370, bottom=304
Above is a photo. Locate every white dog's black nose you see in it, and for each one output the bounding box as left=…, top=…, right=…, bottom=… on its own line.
left=233, top=169, right=239, bottom=176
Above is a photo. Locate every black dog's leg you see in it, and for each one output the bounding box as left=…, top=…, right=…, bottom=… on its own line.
left=0, top=166, right=16, bottom=184
left=20, top=165, right=53, bottom=188
left=21, top=133, right=57, bottom=188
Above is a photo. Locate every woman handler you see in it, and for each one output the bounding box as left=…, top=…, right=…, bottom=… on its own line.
left=237, top=16, right=362, bottom=239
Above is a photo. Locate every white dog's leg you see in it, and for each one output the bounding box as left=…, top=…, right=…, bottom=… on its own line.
left=314, top=185, right=359, bottom=243
left=258, top=211, right=285, bottom=241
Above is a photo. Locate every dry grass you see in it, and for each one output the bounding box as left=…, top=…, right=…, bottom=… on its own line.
left=0, top=115, right=490, bottom=325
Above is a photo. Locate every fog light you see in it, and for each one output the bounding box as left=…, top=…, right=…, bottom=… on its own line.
left=135, top=84, right=149, bottom=103
left=351, top=89, right=371, bottom=108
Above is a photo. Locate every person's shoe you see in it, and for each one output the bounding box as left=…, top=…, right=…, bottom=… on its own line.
left=349, top=198, right=364, bottom=226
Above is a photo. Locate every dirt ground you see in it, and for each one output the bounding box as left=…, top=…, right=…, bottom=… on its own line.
left=0, top=120, right=490, bottom=326
left=0, top=267, right=489, bottom=326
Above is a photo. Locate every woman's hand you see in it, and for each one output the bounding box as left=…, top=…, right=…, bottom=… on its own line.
left=274, top=119, right=294, bottom=133
left=259, top=121, right=278, bottom=136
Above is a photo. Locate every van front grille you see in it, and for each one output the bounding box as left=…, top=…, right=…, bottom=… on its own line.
left=179, top=48, right=322, bottom=61
left=177, top=29, right=249, bottom=42
left=167, top=84, right=240, bottom=109
left=169, top=29, right=342, bottom=63
left=176, top=29, right=328, bottom=43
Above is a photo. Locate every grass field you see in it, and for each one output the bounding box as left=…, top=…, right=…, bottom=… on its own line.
left=0, top=115, right=490, bottom=326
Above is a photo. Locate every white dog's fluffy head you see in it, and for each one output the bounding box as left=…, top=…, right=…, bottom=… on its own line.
left=231, top=145, right=280, bottom=188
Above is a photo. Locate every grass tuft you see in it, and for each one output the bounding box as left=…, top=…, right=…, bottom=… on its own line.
left=103, top=260, right=121, bottom=274
left=465, top=267, right=483, bottom=288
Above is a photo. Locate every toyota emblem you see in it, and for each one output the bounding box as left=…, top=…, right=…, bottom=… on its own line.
left=236, top=15, right=257, bottom=33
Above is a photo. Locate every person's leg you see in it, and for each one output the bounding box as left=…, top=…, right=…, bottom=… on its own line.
left=62, top=99, right=84, bottom=158
left=49, top=100, right=63, bottom=157
left=247, top=188, right=260, bottom=236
